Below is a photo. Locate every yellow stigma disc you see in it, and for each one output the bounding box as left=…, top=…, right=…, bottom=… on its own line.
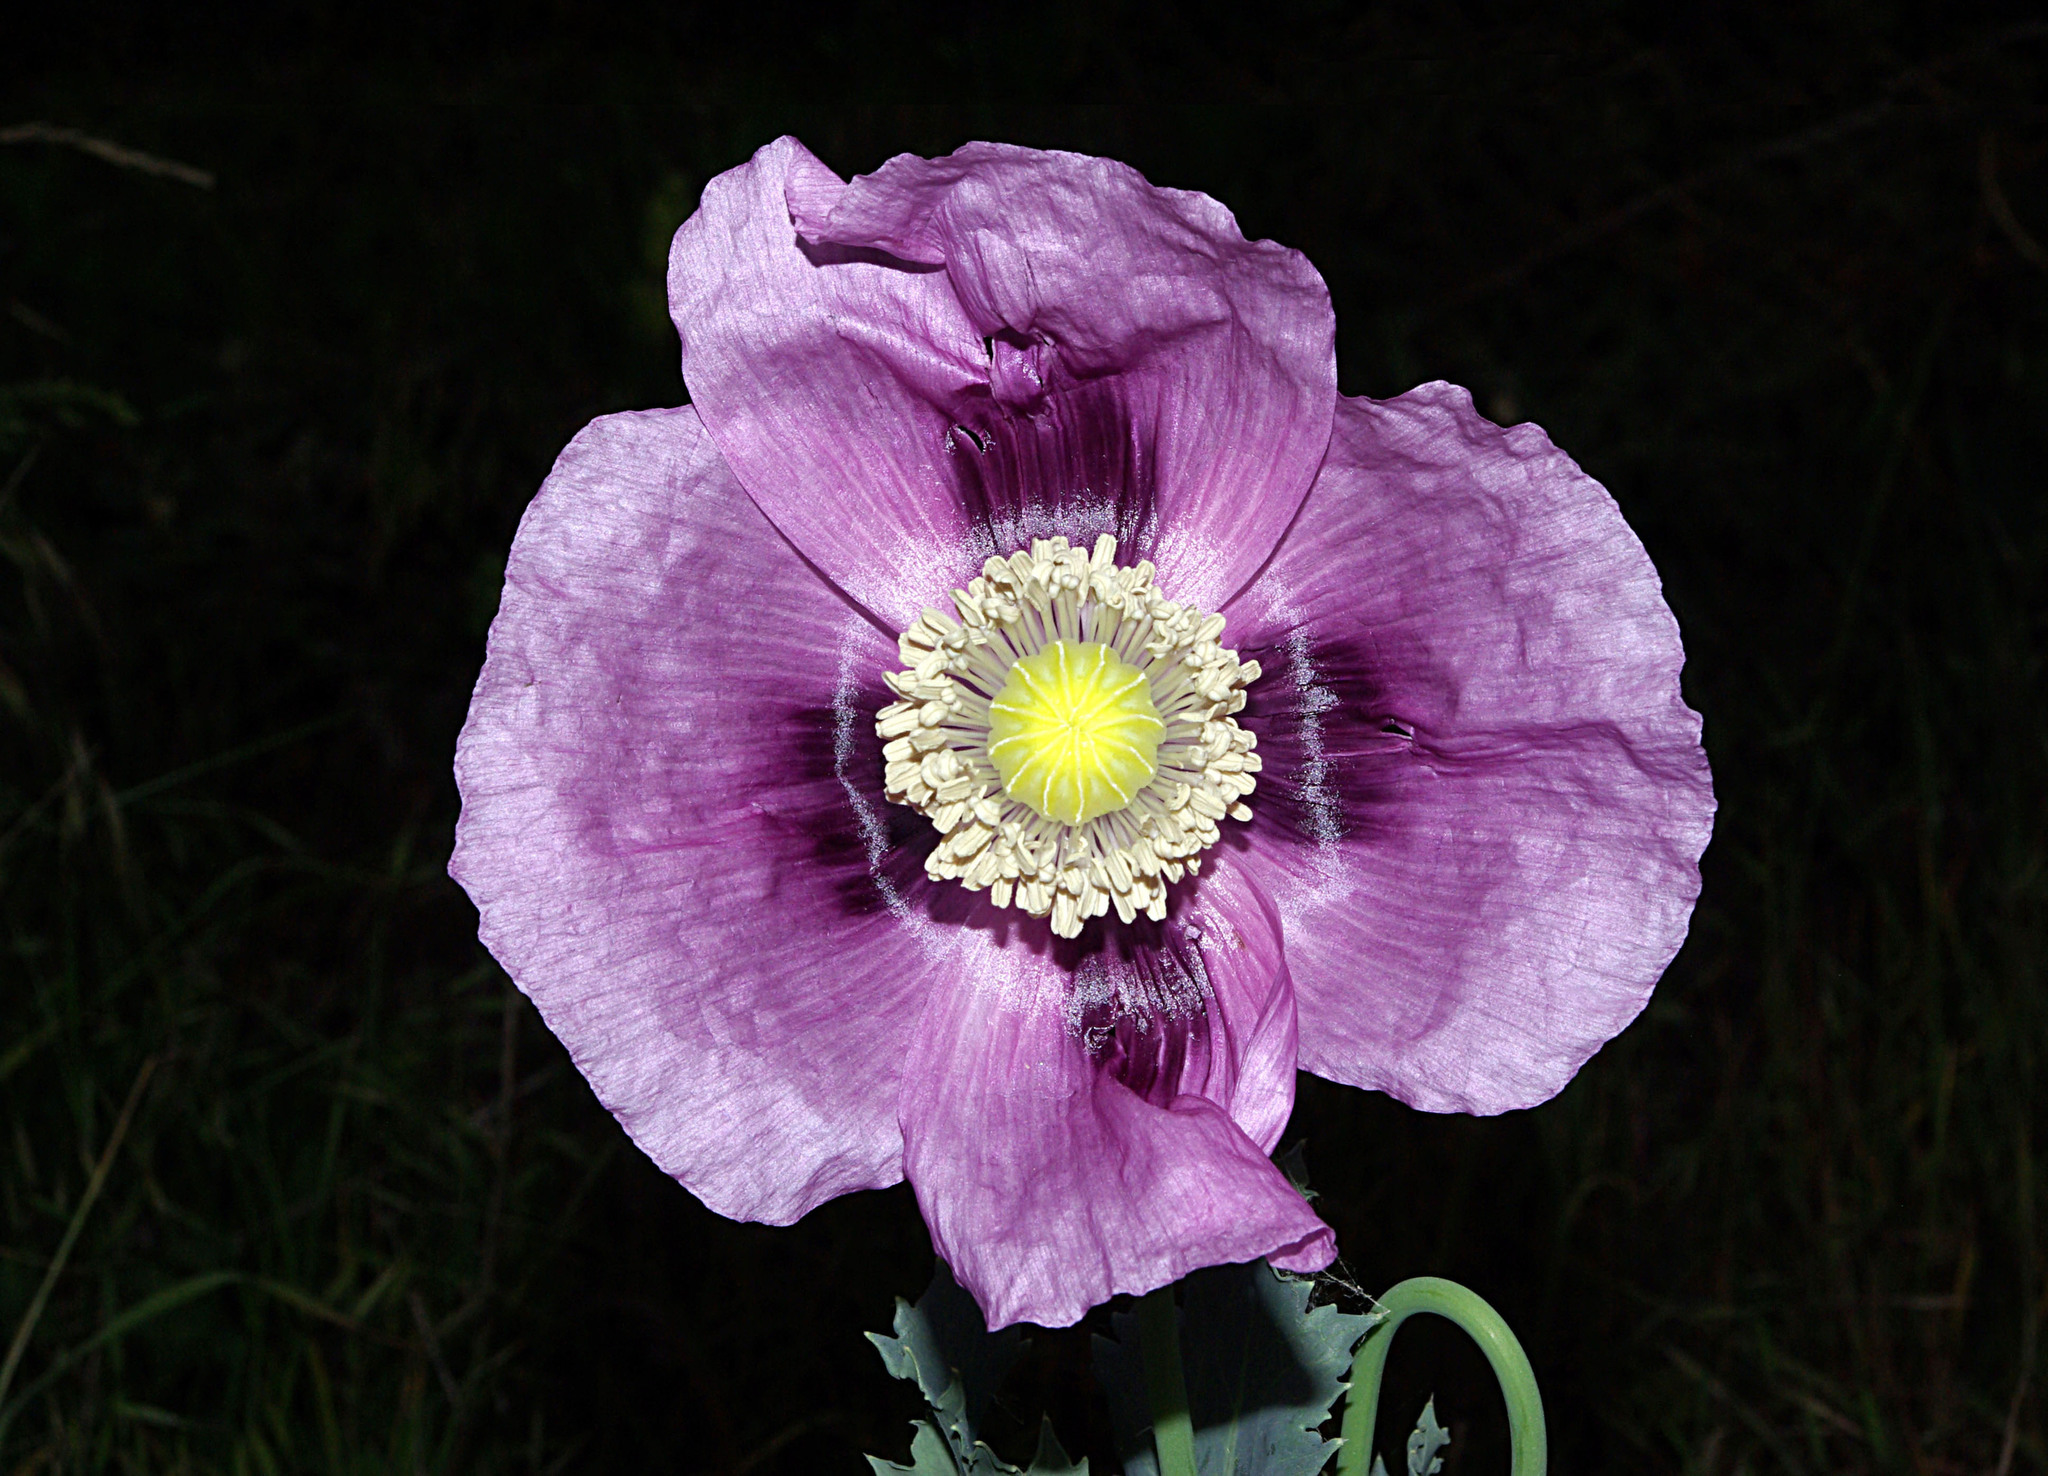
left=988, top=640, right=1163, bottom=826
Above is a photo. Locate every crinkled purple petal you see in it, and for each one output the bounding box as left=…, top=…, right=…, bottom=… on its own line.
left=899, top=853, right=1334, bottom=1330
left=667, top=139, right=987, bottom=631
left=1225, top=385, right=1716, bottom=1115
left=668, top=137, right=1335, bottom=625
left=453, top=406, right=973, bottom=1224
left=794, top=142, right=1337, bottom=612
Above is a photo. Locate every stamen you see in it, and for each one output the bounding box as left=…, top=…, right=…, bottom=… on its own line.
left=876, top=535, right=1262, bottom=938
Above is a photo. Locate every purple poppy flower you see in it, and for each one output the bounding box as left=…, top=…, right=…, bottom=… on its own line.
left=450, top=137, right=1715, bottom=1331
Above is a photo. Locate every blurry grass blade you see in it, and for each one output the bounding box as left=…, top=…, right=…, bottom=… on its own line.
left=0, top=1055, right=157, bottom=1412
left=1979, top=132, right=2048, bottom=271
left=0, top=1268, right=381, bottom=1444
left=245, top=1276, right=363, bottom=1334
left=0, top=751, right=87, bottom=863
left=0, top=122, right=215, bottom=188
left=110, top=1398, right=191, bottom=1429
left=113, top=714, right=347, bottom=808
left=347, top=1261, right=403, bottom=1322
left=0, top=444, right=38, bottom=515
left=0, top=1020, right=58, bottom=1088
left=1663, top=1345, right=1805, bottom=1476
left=306, top=1339, right=343, bottom=1475
left=409, top=1292, right=460, bottom=1408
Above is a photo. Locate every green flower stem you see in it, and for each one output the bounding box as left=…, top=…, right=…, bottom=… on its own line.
left=1137, top=1283, right=1199, bottom=1476
left=1335, top=1276, right=1547, bottom=1476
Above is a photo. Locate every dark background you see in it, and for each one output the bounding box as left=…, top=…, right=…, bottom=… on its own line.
left=4, top=5, right=2045, bottom=1472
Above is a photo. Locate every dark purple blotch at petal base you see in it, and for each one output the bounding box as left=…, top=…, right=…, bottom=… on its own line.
left=780, top=663, right=946, bottom=923
left=1225, top=384, right=1716, bottom=1116
left=943, top=370, right=1162, bottom=570
left=1234, top=628, right=1417, bottom=853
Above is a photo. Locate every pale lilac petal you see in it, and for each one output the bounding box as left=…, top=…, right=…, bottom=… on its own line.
left=899, top=854, right=1334, bottom=1330
left=668, top=138, right=1335, bottom=624
left=452, top=405, right=969, bottom=1223
left=668, top=138, right=988, bottom=630
left=1225, top=385, right=1716, bottom=1115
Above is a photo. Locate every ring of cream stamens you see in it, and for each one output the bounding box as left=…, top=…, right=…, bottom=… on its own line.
left=876, top=534, right=1262, bottom=938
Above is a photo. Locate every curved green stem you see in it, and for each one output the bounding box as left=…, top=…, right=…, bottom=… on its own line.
left=1335, top=1277, right=1546, bottom=1476
left=1137, top=1284, right=1198, bottom=1476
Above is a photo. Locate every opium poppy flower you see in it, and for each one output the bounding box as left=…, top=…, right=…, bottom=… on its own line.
left=450, top=138, right=1715, bottom=1330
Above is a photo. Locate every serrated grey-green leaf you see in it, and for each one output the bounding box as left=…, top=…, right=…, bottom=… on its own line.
left=1405, top=1398, right=1449, bottom=1476
left=869, top=1420, right=965, bottom=1476
left=1274, top=1141, right=1318, bottom=1204
left=866, top=1263, right=1033, bottom=1476
left=1023, top=1416, right=1089, bottom=1475
left=1093, top=1261, right=1379, bottom=1476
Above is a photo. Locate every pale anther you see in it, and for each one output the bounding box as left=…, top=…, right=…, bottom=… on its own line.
left=875, top=534, right=1262, bottom=937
